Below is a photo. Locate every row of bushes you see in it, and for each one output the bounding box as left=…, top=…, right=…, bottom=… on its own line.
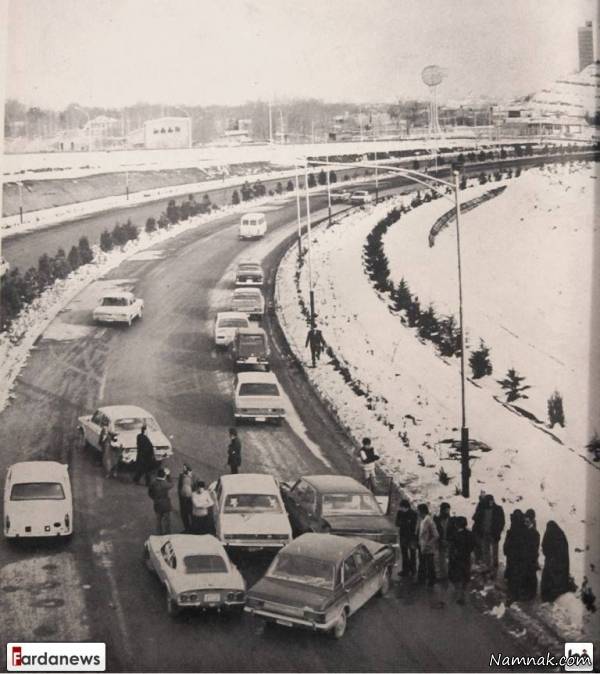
left=231, top=170, right=343, bottom=205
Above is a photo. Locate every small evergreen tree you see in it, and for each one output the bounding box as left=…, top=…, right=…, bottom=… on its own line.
left=391, top=278, right=411, bottom=312
left=469, top=339, right=493, bottom=378
left=459, top=175, right=467, bottom=190
left=407, top=295, right=421, bottom=327
left=123, top=219, right=138, bottom=241
left=0, top=270, right=22, bottom=328
left=157, top=213, right=169, bottom=229
left=308, top=172, right=316, bottom=188
left=547, top=391, right=565, bottom=428
left=78, top=236, right=94, bottom=264
left=497, top=367, right=531, bottom=402
left=318, top=169, right=327, bottom=186
left=22, top=267, right=41, bottom=303
left=286, top=180, right=294, bottom=191
left=180, top=200, right=190, bottom=221
left=52, top=248, right=71, bottom=280
left=478, top=171, right=487, bottom=185
left=112, top=223, right=127, bottom=247
left=100, top=229, right=114, bottom=252
left=586, top=432, right=600, bottom=461
left=241, top=181, right=252, bottom=201
left=329, top=170, right=337, bottom=184
left=438, top=315, right=461, bottom=357
left=145, top=217, right=156, bottom=233
left=166, top=199, right=179, bottom=223
left=275, top=181, right=283, bottom=194
left=38, top=253, right=54, bottom=288
left=231, top=189, right=240, bottom=205
left=67, top=245, right=81, bottom=271
left=418, top=305, right=439, bottom=342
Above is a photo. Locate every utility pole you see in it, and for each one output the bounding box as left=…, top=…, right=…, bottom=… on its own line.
left=374, top=149, right=379, bottom=204
left=326, top=155, right=332, bottom=226
left=268, top=100, right=273, bottom=144
left=304, top=161, right=316, bottom=368
left=294, top=163, right=302, bottom=257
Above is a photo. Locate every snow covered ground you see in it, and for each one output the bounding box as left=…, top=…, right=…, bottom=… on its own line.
left=275, top=165, right=599, bottom=639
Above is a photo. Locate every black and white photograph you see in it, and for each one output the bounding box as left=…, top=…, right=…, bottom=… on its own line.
left=0, top=1, right=598, bottom=672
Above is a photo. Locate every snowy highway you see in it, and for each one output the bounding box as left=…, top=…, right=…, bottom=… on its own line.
left=0, top=191, right=533, bottom=672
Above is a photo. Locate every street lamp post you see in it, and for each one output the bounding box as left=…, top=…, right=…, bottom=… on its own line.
left=294, top=163, right=303, bottom=257
left=325, top=156, right=332, bottom=226
left=304, top=161, right=317, bottom=368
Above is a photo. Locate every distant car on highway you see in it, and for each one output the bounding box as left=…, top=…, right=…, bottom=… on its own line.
left=230, top=287, right=265, bottom=320
left=214, top=312, right=250, bottom=348
left=231, top=327, right=270, bottom=371
left=239, top=212, right=267, bottom=239
left=78, top=405, right=172, bottom=465
left=233, top=371, right=285, bottom=424
left=210, top=473, right=292, bottom=550
left=235, top=261, right=264, bottom=286
left=4, top=461, right=73, bottom=539
left=245, top=533, right=395, bottom=638
left=143, top=534, right=246, bottom=616
left=330, top=190, right=351, bottom=204
left=350, top=190, right=373, bottom=206
left=280, top=475, right=398, bottom=546
left=93, top=291, right=143, bottom=326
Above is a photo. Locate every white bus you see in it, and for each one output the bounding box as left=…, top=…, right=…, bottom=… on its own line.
left=239, top=212, right=267, bottom=239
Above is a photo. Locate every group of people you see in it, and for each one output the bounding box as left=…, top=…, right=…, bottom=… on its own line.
left=396, top=492, right=572, bottom=606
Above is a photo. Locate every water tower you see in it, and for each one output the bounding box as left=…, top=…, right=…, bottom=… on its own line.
left=421, top=65, right=446, bottom=139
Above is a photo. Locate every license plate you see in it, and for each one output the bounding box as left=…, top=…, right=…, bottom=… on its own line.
left=247, top=546, right=261, bottom=552
left=255, top=416, right=266, bottom=422
left=205, top=593, right=220, bottom=603
left=276, top=619, right=293, bottom=627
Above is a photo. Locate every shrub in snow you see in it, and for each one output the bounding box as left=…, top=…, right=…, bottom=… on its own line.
left=157, top=213, right=169, bottom=229
left=318, top=169, right=327, bottom=186
left=469, top=339, right=493, bottom=378
left=78, top=237, right=94, bottom=265
left=459, top=175, right=467, bottom=190
left=231, top=189, right=240, bottom=205
left=515, top=166, right=522, bottom=177
left=407, top=295, right=421, bottom=328
left=308, top=173, right=317, bottom=188
left=438, top=315, right=461, bottom=358
left=391, top=278, right=412, bottom=313
left=276, top=182, right=283, bottom=194
left=418, top=305, right=440, bottom=342
left=547, top=391, right=566, bottom=428
left=329, top=170, right=337, bottom=184
left=100, top=230, right=114, bottom=252
left=437, top=466, right=450, bottom=485
left=478, top=171, right=488, bottom=185
left=166, top=199, right=180, bottom=224
left=180, top=200, right=190, bottom=221
left=145, top=217, right=156, bottom=234
left=67, top=245, right=81, bottom=271
left=286, top=180, right=294, bottom=192
left=0, top=270, right=23, bottom=329
left=411, top=191, right=422, bottom=208
left=38, top=253, right=54, bottom=288
left=586, top=432, right=600, bottom=461
left=51, top=248, right=71, bottom=280
left=497, top=367, right=531, bottom=403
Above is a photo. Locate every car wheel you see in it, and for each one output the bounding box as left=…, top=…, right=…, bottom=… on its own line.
left=378, top=567, right=391, bottom=597
left=78, top=428, right=91, bottom=451
left=138, top=308, right=143, bottom=320
left=166, top=594, right=180, bottom=617
left=331, top=609, right=347, bottom=639
left=127, top=316, right=132, bottom=327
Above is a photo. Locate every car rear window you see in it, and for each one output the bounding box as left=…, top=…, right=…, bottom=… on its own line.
left=183, top=554, right=228, bottom=574
left=234, top=291, right=259, bottom=300
left=224, top=493, right=282, bottom=513
left=11, top=482, right=65, bottom=501
left=322, top=493, right=381, bottom=515
left=219, top=318, right=248, bottom=328
left=101, top=297, right=128, bottom=306
left=114, top=417, right=159, bottom=431
left=268, top=554, right=334, bottom=590
left=238, top=383, right=279, bottom=396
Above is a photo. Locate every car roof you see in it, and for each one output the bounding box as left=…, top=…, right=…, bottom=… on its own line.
left=242, top=212, right=265, bottom=218
left=8, top=461, right=69, bottom=482
left=300, top=475, right=370, bottom=494
left=97, top=404, right=152, bottom=418
left=236, top=371, right=279, bottom=384
left=282, top=533, right=359, bottom=562
left=237, top=261, right=262, bottom=268
left=233, top=287, right=261, bottom=294
left=216, top=312, right=249, bottom=321
left=161, top=534, right=227, bottom=557
left=219, top=473, right=279, bottom=493
left=101, top=291, right=134, bottom=299
left=237, top=326, right=266, bottom=336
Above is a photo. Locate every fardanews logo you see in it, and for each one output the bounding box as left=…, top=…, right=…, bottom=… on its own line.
left=7, top=643, right=105, bottom=672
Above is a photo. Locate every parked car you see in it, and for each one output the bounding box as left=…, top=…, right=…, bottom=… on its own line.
left=210, top=474, right=292, bottom=550
left=350, top=190, right=372, bottom=206
left=78, top=405, right=172, bottom=465
left=230, top=287, right=265, bottom=320
left=214, top=312, right=250, bottom=348
left=245, top=533, right=395, bottom=638
left=239, top=212, right=267, bottom=239
left=235, top=261, right=264, bottom=286
left=233, top=371, right=285, bottom=423
left=4, top=461, right=73, bottom=539
left=330, top=190, right=351, bottom=204
left=143, top=534, right=246, bottom=616
left=280, top=475, right=398, bottom=547
left=93, top=291, right=144, bottom=326
left=231, top=327, right=270, bottom=371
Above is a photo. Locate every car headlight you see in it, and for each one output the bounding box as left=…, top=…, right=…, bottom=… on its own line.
left=303, top=609, right=326, bottom=623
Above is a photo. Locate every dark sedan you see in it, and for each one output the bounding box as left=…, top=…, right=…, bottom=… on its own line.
left=281, top=475, right=398, bottom=547
left=245, top=533, right=395, bottom=638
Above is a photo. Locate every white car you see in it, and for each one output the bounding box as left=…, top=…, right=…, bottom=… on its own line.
left=210, top=474, right=292, bottom=550
left=214, top=312, right=250, bottom=348
left=93, top=291, right=144, bottom=326
left=233, top=371, right=285, bottom=423
left=78, top=405, right=173, bottom=465
left=4, top=461, right=73, bottom=539
left=330, top=190, right=352, bottom=204
left=230, top=288, right=265, bottom=319
left=239, top=212, right=267, bottom=239
left=235, top=261, right=264, bottom=286
left=144, top=534, right=246, bottom=616
left=350, top=190, right=373, bottom=205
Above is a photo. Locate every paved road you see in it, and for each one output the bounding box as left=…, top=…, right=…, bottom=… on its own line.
left=0, top=193, right=534, bottom=672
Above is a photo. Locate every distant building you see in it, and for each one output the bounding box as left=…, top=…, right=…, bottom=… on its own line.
left=142, top=116, right=191, bottom=149
left=578, top=21, right=594, bottom=72
left=84, top=115, right=121, bottom=149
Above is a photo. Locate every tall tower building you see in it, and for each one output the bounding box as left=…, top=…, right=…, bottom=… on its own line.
left=578, top=21, right=594, bottom=72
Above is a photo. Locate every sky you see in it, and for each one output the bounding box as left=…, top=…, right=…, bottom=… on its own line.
left=3, top=0, right=599, bottom=108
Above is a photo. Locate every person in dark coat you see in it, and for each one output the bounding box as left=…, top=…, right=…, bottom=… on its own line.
left=148, top=468, right=173, bottom=534
left=541, top=520, right=570, bottom=602
left=434, top=502, right=456, bottom=581
left=472, top=494, right=505, bottom=577
left=395, top=499, right=417, bottom=577
left=177, top=464, right=194, bottom=532
left=133, top=424, right=156, bottom=486
left=503, top=509, right=525, bottom=604
left=305, top=327, right=326, bottom=365
left=448, top=516, right=475, bottom=604
left=227, top=428, right=242, bottom=475
left=519, top=511, right=540, bottom=600
left=358, top=437, right=379, bottom=492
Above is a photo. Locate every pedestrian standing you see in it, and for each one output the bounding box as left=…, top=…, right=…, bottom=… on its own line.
left=395, top=499, right=417, bottom=577
left=99, top=421, right=112, bottom=478
left=358, top=438, right=379, bottom=492
left=191, top=481, right=213, bottom=535
left=227, top=428, right=242, bottom=475
left=177, top=464, right=194, bottom=532
left=133, top=424, right=156, bottom=486
left=472, top=494, right=505, bottom=578
left=448, top=516, right=475, bottom=604
left=541, top=520, right=571, bottom=602
left=305, top=327, right=326, bottom=366
left=503, top=509, right=525, bottom=604
left=472, top=491, right=487, bottom=563
left=148, top=468, right=173, bottom=535
left=434, top=502, right=456, bottom=581
left=416, top=504, right=438, bottom=587
left=520, top=511, right=540, bottom=600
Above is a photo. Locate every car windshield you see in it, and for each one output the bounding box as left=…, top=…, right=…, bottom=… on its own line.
left=322, top=493, right=381, bottom=516
left=11, top=482, right=65, bottom=501
left=114, top=417, right=159, bottom=432
left=234, top=292, right=259, bottom=300
left=238, top=268, right=261, bottom=275
left=219, top=318, right=248, bottom=328
left=238, top=383, right=279, bottom=396
left=223, top=493, right=282, bottom=513
left=183, top=554, right=228, bottom=574
left=101, top=297, right=129, bottom=306
left=268, top=554, right=334, bottom=590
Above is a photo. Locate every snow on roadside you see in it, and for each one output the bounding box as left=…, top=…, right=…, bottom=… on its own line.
left=275, top=185, right=599, bottom=640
